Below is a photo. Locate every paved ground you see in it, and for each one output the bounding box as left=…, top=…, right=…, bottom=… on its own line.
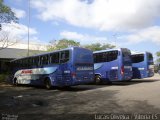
left=0, top=74, right=160, bottom=120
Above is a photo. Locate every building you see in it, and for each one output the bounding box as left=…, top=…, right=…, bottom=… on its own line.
left=0, top=48, right=44, bottom=74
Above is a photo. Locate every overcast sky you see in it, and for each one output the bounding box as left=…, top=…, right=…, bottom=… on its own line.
left=2, top=0, right=160, bottom=56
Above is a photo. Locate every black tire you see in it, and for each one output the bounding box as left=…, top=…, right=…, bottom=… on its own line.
left=126, top=79, right=132, bottom=82
left=13, top=78, right=18, bottom=86
left=44, top=78, right=52, bottom=90
left=95, top=75, right=101, bottom=84
left=63, top=86, right=71, bottom=89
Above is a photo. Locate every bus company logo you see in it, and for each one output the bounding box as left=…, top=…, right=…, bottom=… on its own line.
left=77, top=67, right=93, bottom=71
left=21, top=70, right=33, bottom=74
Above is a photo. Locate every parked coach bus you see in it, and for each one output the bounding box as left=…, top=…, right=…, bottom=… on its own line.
left=93, top=48, right=132, bottom=84
left=11, top=47, right=94, bottom=89
left=131, top=52, right=154, bottom=79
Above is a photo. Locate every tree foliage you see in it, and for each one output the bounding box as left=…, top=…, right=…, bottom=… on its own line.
left=84, top=43, right=115, bottom=51
left=155, top=51, right=160, bottom=72
left=0, top=0, right=18, bottom=23
left=0, top=0, right=18, bottom=50
left=156, top=51, right=160, bottom=62
left=47, top=39, right=80, bottom=51
left=0, top=31, right=17, bottom=50
left=47, top=39, right=115, bottom=52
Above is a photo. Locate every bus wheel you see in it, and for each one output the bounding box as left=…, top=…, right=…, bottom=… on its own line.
left=13, top=78, right=18, bottom=86
left=95, top=75, right=101, bottom=84
left=44, top=78, right=52, bottom=90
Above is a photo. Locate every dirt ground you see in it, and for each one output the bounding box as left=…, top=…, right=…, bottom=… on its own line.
left=0, top=74, right=160, bottom=120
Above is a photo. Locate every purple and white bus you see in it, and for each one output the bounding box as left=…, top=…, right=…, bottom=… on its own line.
left=11, top=47, right=94, bottom=89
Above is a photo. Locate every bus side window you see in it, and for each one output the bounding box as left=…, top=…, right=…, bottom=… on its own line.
left=21, top=59, right=24, bottom=67
left=15, top=60, right=18, bottom=67
left=36, top=57, right=40, bottom=66
left=31, top=58, right=34, bottom=67
left=118, top=51, right=120, bottom=56
left=40, top=56, right=42, bottom=66
left=93, top=54, right=97, bottom=63
left=40, top=55, right=49, bottom=66
left=107, top=52, right=111, bottom=62
left=24, top=59, right=28, bottom=68
left=18, top=60, right=21, bottom=67
left=94, top=54, right=97, bottom=63
left=148, top=53, right=153, bottom=61
left=19, top=60, right=22, bottom=67
left=95, top=53, right=103, bottom=63
left=105, top=52, right=109, bottom=62
left=14, top=61, right=16, bottom=67
left=11, top=61, right=14, bottom=68
left=28, top=58, right=32, bottom=67
left=111, top=51, right=115, bottom=61
left=17, top=60, right=21, bottom=67
left=33, top=57, right=39, bottom=67
left=23, top=59, right=27, bottom=68
left=50, top=52, right=59, bottom=64
left=96, top=53, right=101, bottom=63
left=60, top=51, right=69, bottom=63
left=31, top=58, right=34, bottom=66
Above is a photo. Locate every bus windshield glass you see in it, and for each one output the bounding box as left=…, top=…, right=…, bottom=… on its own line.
left=148, top=53, right=153, bottom=61
left=147, top=53, right=153, bottom=65
left=132, top=54, right=144, bottom=63
left=121, top=48, right=132, bottom=65
left=94, top=50, right=118, bottom=63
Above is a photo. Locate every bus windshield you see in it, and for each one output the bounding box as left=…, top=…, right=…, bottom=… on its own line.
left=94, top=50, right=118, bottom=63
left=148, top=53, right=153, bottom=61
left=147, top=53, right=153, bottom=65
left=122, top=48, right=132, bottom=64
left=132, top=54, right=144, bottom=63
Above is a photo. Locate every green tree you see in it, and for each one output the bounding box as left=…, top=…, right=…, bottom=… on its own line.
left=0, top=0, right=18, bottom=50
left=156, top=51, right=160, bottom=62
left=84, top=43, right=115, bottom=51
left=155, top=51, right=160, bottom=72
left=47, top=39, right=80, bottom=51
left=0, top=0, right=18, bottom=23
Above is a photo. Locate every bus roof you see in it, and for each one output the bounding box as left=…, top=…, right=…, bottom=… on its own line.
left=131, top=51, right=152, bottom=55
left=10, top=46, right=84, bottom=62
left=93, top=48, right=128, bottom=54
